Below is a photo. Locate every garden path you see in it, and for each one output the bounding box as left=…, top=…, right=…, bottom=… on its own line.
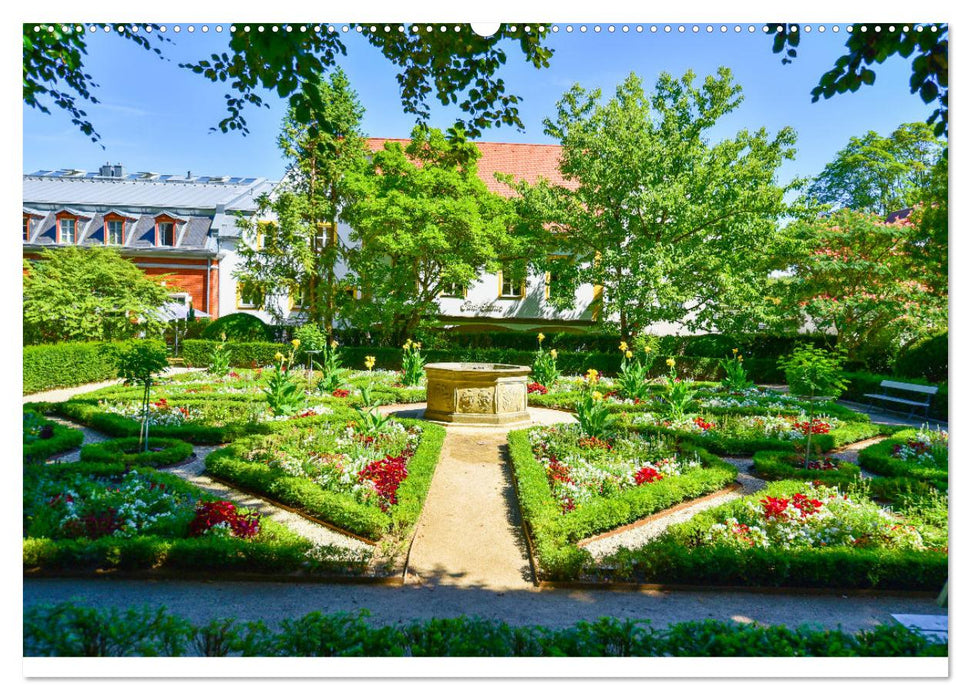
left=44, top=417, right=372, bottom=555
left=380, top=404, right=575, bottom=590
left=23, top=367, right=195, bottom=404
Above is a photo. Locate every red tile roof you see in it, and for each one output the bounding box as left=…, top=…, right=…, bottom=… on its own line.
left=365, top=138, right=573, bottom=197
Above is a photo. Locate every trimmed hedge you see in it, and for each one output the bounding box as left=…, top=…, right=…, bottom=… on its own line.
left=24, top=341, right=120, bottom=394
left=842, top=371, right=947, bottom=420
left=895, top=331, right=948, bottom=383
left=858, top=431, right=948, bottom=491
left=23, top=462, right=362, bottom=575
left=201, top=312, right=274, bottom=342
left=182, top=339, right=288, bottom=369
left=23, top=414, right=84, bottom=463
left=508, top=430, right=738, bottom=580
left=80, top=437, right=195, bottom=468
left=205, top=419, right=447, bottom=541
left=24, top=603, right=946, bottom=657
left=601, top=480, right=948, bottom=590
left=751, top=450, right=861, bottom=483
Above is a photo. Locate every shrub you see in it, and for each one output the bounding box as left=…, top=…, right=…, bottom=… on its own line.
left=79, top=437, right=195, bottom=468
left=201, top=313, right=273, bottom=342
left=22, top=411, right=84, bottom=463
left=751, top=450, right=861, bottom=483
left=841, top=371, right=947, bottom=420
left=23, top=603, right=946, bottom=657
left=858, top=430, right=948, bottom=490
left=24, top=341, right=121, bottom=394
left=895, top=331, right=948, bottom=383
left=182, top=340, right=288, bottom=369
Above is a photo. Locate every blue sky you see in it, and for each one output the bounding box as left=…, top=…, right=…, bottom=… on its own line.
left=23, top=25, right=936, bottom=187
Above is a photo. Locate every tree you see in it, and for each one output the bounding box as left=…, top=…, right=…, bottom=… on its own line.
left=113, top=340, right=169, bottom=451
left=781, top=209, right=947, bottom=358
left=235, top=70, right=367, bottom=336
left=778, top=345, right=848, bottom=469
left=772, top=23, right=948, bottom=137
left=806, top=122, right=944, bottom=216
left=511, top=69, right=798, bottom=339
left=23, top=248, right=172, bottom=344
left=23, top=23, right=553, bottom=143
left=908, top=152, right=948, bottom=296
left=341, top=126, right=515, bottom=343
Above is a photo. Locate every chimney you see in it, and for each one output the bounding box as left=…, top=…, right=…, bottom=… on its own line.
left=99, top=163, right=126, bottom=178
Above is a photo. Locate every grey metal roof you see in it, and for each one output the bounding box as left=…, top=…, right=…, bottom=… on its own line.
left=31, top=211, right=213, bottom=251
left=23, top=173, right=276, bottom=211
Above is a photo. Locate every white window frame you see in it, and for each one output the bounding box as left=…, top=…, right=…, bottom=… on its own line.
left=105, top=219, right=124, bottom=246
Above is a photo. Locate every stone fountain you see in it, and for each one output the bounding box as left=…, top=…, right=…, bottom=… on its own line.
left=423, top=362, right=531, bottom=425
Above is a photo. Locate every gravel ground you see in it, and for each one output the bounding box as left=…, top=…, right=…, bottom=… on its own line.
left=23, top=367, right=196, bottom=405
left=22, top=577, right=944, bottom=633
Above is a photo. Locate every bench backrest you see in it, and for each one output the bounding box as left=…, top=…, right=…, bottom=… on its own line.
left=880, top=380, right=939, bottom=395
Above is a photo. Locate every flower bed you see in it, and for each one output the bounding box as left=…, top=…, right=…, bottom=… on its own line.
left=79, top=437, right=195, bottom=469
left=751, top=450, right=861, bottom=483
left=600, top=480, right=948, bottom=590
left=508, top=426, right=737, bottom=580
left=23, top=461, right=366, bottom=575
left=858, top=428, right=948, bottom=490
left=23, top=409, right=84, bottom=463
left=626, top=410, right=887, bottom=455
left=204, top=417, right=446, bottom=541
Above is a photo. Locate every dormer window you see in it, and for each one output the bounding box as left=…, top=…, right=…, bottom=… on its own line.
left=23, top=215, right=30, bottom=242
left=104, top=215, right=126, bottom=246
left=156, top=217, right=177, bottom=247
left=57, top=215, right=78, bottom=244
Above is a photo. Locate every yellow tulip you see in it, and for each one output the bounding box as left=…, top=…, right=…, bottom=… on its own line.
left=619, top=341, right=628, bottom=352
left=414, top=342, right=422, bottom=350
left=292, top=339, right=301, bottom=348
left=666, top=358, right=675, bottom=368
left=550, top=349, right=558, bottom=359
left=592, top=391, right=603, bottom=401
left=537, top=332, right=546, bottom=344
left=625, top=350, right=633, bottom=359
left=330, top=340, right=339, bottom=349
left=274, top=352, right=284, bottom=362
left=732, top=348, right=738, bottom=355
left=365, top=356, right=376, bottom=370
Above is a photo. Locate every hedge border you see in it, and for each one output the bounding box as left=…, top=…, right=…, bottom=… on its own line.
left=79, top=437, right=195, bottom=468
left=204, top=419, right=446, bottom=541
left=23, top=413, right=84, bottom=463
left=599, top=480, right=948, bottom=591
left=507, top=429, right=738, bottom=580
left=751, top=450, right=861, bottom=483
left=23, top=462, right=365, bottom=576
left=858, top=431, right=948, bottom=491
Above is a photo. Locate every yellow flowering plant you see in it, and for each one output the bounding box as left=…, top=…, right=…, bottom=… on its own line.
left=531, top=334, right=561, bottom=388
left=262, top=343, right=302, bottom=416
left=718, top=348, right=754, bottom=392
left=660, top=358, right=698, bottom=421
left=401, top=339, right=426, bottom=386
left=617, top=343, right=650, bottom=401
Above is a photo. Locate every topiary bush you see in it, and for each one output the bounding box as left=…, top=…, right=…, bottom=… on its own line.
left=895, top=331, right=948, bottom=383
left=201, top=313, right=273, bottom=342
left=80, top=437, right=195, bottom=468
left=24, top=341, right=121, bottom=394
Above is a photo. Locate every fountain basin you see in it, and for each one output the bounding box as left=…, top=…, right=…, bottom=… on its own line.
left=423, top=362, right=531, bottom=425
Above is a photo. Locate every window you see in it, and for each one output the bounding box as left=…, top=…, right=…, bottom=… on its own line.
left=344, top=286, right=358, bottom=300
left=157, top=221, right=176, bottom=247
left=544, top=256, right=570, bottom=301
left=314, top=222, right=336, bottom=250
left=236, top=283, right=259, bottom=309
left=256, top=221, right=276, bottom=250
left=290, top=287, right=308, bottom=310
left=23, top=215, right=30, bottom=242
left=498, top=266, right=525, bottom=298
left=105, top=218, right=125, bottom=246
left=58, top=216, right=78, bottom=244
left=440, top=281, right=466, bottom=299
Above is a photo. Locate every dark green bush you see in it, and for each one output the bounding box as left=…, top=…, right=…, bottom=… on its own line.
left=24, top=341, right=118, bottom=394
left=858, top=433, right=948, bottom=491
left=182, top=340, right=287, bottom=368
left=79, top=437, right=195, bottom=468
left=23, top=412, right=84, bottom=463
left=751, top=450, right=861, bottom=483
left=23, top=603, right=947, bottom=657
left=201, top=312, right=273, bottom=342
left=895, top=332, right=948, bottom=383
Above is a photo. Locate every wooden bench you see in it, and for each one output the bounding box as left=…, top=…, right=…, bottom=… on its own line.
left=864, top=380, right=938, bottom=418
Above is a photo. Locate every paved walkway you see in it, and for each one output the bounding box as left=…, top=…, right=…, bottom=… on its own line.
left=22, top=578, right=942, bottom=633
left=381, top=404, right=575, bottom=589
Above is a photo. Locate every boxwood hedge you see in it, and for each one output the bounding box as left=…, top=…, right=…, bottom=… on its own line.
left=507, top=429, right=738, bottom=580
left=204, top=419, right=446, bottom=541
left=858, top=431, right=948, bottom=491
left=23, top=413, right=84, bottom=463
left=80, top=437, right=195, bottom=468
left=751, top=450, right=861, bottom=483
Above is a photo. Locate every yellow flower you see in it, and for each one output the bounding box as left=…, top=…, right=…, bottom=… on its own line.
left=619, top=341, right=628, bottom=352
left=403, top=341, right=411, bottom=350
left=732, top=348, right=738, bottom=355
left=738, top=355, right=743, bottom=362
left=592, top=391, right=603, bottom=401
left=364, top=356, right=376, bottom=370
left=274, top=352, right=284, bottom=362
left=666, top=358, right=675, bottom=368
left=537, top=332, right=546, bottom=344
left=414, top=342, right=421, bottom=350
left=550, top=349, right=558, bottom=359
left=292, top=338, right=301, bottom=348
left=625, top=350, right=633, bottom=359
left=330, top=340, right=339, bottom=349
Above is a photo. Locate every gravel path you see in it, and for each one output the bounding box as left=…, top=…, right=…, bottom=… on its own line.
left=22, top=577, right=943, bottom=633
left=23, top=367, right=195, bottom=404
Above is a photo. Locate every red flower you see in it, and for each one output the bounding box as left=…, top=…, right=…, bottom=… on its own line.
left=359, top=454, right=410, bottom=510
left=332, top=388, right=350, bottom=398
left=693, top=416, right=715, bottom=431
left=546, top=457, right=574, bottom=485
left=578, top=436, right=613, bottom=451
left=229, top=371, right=241, bottom=379
left=527, top=382, right=548, bottom=395
left=634, top=466, right=664, bottom=485
left=189, top=500, right=260, bottom=539
left=790, top=418, right=831, bottom=435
